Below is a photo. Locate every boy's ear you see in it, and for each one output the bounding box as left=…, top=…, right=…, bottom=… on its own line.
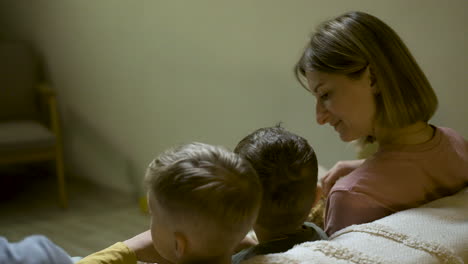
left=174, top=231, right=187, bottom=259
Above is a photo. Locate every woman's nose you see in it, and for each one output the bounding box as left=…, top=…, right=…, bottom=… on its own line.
left=316, top=101, right=329, bottom=125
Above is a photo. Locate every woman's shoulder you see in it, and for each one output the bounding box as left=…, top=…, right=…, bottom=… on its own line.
left=339, top=157, right=413, bottom=180
left=367, top=125, right=466, bottom=161
left=437, top=125, right=464, bottom=136
left=331, top=156, right=422, bottom=197
left=331, top=126, right=467, bottom=192
left=331, top=126, right=468, bottom=207
left=436, top=126, right=467, bottom=147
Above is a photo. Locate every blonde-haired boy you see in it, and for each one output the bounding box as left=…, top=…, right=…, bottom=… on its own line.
left=78, top=142, right=261, bottom=264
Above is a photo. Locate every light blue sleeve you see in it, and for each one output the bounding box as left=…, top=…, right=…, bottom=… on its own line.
left=0, top=235, right=73, bottom=264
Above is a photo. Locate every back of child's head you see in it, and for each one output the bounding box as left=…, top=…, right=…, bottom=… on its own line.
left=145, top=142, right=261, bottom=262
left=234, top=125, right=318, bottom=233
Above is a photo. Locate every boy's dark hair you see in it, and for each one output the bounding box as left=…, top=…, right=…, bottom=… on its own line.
left=234, top=125, right=318, bottom=231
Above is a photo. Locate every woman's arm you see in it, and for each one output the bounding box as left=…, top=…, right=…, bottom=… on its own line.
left=324, top=190, right=393, bottom=236
left=321, top=160, right=365, bottom=196
left=234, top=234, right=258, bottom=253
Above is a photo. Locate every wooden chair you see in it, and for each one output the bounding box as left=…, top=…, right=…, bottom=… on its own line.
left=0, top=42, right=67, bottom=208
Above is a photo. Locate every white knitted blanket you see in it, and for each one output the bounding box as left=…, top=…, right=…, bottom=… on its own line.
left=242, top=187, right=468, bottom=264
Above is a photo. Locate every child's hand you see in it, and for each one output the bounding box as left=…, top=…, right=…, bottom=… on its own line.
left=234, top=233, right=258, bottom=253
left=124, top=230, right=173, bottom=264
left=321, top=159, right=364, bottom=196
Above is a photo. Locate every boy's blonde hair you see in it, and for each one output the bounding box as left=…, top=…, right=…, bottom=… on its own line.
left=235, top=126, right=318, bottom=233
left=295, top=11, right=438, bottom=143
left=145, top=142, right=261, bottom=256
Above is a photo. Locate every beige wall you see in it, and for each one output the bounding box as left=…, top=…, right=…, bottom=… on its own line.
left=1, top=0, right=466, bottom=194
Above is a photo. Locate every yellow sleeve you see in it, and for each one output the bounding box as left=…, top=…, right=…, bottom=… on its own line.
left=76, top=242, right=137, bottom=264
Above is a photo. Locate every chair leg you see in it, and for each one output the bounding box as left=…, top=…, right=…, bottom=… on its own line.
left=55, top=148, right=67, bottom=208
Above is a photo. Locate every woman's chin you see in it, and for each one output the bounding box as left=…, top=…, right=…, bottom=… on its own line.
left=338, top=133, right=358, bottom=142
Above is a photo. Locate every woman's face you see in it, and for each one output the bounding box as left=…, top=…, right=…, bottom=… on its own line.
left=305, top=69, right=376, bottom=142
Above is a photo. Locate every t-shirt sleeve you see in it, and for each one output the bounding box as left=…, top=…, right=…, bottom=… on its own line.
left=76, top=242, right=137, bottom=264
left=324, top=190, right=393, bottom=236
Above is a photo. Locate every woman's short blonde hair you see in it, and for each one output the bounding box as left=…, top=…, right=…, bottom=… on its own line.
left=295, top=11, right=438, bottom=133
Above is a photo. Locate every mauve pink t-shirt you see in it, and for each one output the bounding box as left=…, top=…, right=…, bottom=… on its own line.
left=324, top=126, right=468, bottom=236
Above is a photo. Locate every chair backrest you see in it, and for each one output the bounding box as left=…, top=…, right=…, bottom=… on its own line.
left=0, top=41, right=39, bottom=121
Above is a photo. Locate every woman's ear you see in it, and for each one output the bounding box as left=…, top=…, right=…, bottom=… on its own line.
left=368, top=67, right=381, bottom=97
left=368, top=66, right=378, bottom=89
left=174, top=231, right=187, bottom=260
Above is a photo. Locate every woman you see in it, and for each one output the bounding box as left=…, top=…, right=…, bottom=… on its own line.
left=295, top=11, right=468, bottom=236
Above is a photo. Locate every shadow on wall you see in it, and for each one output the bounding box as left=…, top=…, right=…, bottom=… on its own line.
left=62, top=107, right=142, bottom=200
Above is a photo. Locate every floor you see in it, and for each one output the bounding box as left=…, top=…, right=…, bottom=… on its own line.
left=0, top=165, right=149, bottom=257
